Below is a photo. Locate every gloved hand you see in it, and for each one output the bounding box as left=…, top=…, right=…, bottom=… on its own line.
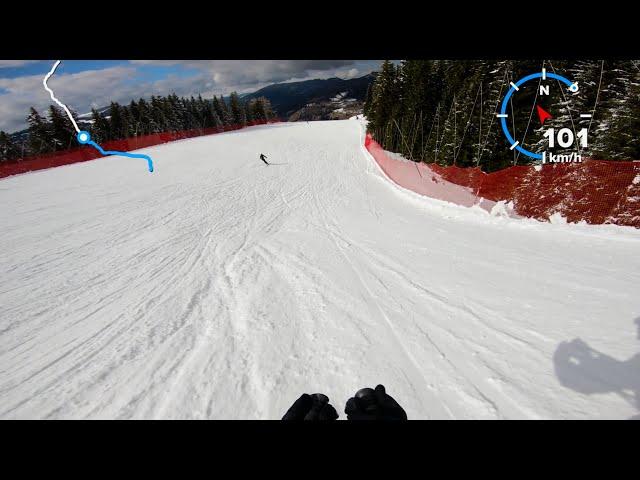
left=282, top=393, right=339, bottom=421
left=344, top=384, right=407, bottom=420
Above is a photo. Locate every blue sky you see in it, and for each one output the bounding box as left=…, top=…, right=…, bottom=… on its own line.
left=0, top=60, right=381, bottom=132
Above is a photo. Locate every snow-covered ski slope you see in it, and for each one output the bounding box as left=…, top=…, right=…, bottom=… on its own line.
left=1, top=120, right=639, bottom=419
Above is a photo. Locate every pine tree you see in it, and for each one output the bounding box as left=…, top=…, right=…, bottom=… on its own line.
left=162, top=95, right=176, bottom=132
left=420, top=60, right=448, bottom=163
left=590, top=61, right=638, bottom=159
left=214, top=95, right=232, bottom=125
left=565, top=60, right=603, bottom=158
left=123, top=105, right=135, bottom=138
left=48, top=104, right=75, bottom=150
left=108, top=102, right=125, bottom=140
left=128, top=100, right=140, bottom=135
left=150, top=96, right=168, bottom=132
left=26, top=107, right=54, bottom=154
left=367, top=60, right=401, bottom=148
left=195, top=95, right=207, bottom=129
left=261, top=97, right=275, bottom=120
left=450, top=66, right=483, bottom=167
left=397, top=60, right=436, bottom=160
left=90, top=108, right=110, bottom=142
left=434, top=61, right=468, bottom=165
left=475, top=60, right=513, bottom=170
left=137, top=98, right=151, bottom=135
left=244, top=100, right=254, bottom=123
left=251, top=98, right=265, bottom=121
left=206, top=96, right=223, bottom=131
left=602, top=61, right=640, bottom=159
left=0, top=131, right=19, bottom=161
left=229, top=92, right=245, bottom=126
left=363, top=83, right=374, bottom=118
left=186, top=96, right=198, bottom=130
left=212, top=96, right=224, bottom=124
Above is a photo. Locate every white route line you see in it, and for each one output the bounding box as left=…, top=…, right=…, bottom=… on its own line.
left=43, top=60, right=80, bottom=133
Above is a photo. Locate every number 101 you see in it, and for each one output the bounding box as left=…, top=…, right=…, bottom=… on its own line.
left=543, top=128, right=588, bottom=148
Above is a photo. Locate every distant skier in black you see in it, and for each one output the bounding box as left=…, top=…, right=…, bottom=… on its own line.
left=259, top=153, right=270, bottom=165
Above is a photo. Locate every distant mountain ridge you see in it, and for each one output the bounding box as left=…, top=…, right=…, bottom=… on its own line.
left=8, top=74, right=376, bottom=139
left=241, top=74, right=375, bottom=118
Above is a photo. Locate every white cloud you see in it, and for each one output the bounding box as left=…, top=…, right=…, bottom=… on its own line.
left=0, top=66, right=143, bottom=132
left=0, top=60, right=381, bottom=132
left=340, top=68, right=361, bottom=79
left=129, top=60, right=373, bottom=87
left=0, top=60, right=40, bottom=69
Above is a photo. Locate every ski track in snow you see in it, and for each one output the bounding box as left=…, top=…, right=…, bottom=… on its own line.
left=1, top=121, right=639, bottom=419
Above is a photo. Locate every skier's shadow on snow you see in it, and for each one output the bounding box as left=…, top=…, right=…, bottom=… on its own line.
left=553, top=317, right=640, bottom=419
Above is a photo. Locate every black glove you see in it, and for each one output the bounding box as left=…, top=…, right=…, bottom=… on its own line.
left=344, top=384, right=407, bottom=420
left=282, top=393, right=339, bottom=421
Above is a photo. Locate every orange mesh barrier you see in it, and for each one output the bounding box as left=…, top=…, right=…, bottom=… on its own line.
left=365, top=133, right=640, bottom=228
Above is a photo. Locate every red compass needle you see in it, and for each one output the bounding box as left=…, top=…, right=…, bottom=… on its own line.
left=536, top=105, right=553, bottom=125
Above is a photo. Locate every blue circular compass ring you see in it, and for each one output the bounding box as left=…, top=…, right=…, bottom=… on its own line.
left=500, top=71, right=576, bottom=160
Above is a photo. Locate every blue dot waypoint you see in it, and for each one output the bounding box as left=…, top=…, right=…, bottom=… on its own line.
left=77, top=130, right=91, bottom=144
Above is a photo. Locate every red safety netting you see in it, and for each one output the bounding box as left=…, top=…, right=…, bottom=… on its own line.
left=0, top=119, right=280, bottom=179
left=365, top=133, right=640, bottom=228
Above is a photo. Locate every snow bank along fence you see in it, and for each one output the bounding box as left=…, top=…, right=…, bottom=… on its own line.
left=365, top=133, right=640, bottom=228
left=0, top=119, right=281, bottom=179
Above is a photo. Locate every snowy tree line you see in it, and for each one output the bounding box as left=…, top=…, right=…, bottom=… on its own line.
left=0, top=93, right=275, bottom=161
left=364, top=60, right=640, bottom=172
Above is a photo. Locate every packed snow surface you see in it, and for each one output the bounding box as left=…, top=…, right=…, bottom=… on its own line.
left=1, top=120, right=639, bottom=419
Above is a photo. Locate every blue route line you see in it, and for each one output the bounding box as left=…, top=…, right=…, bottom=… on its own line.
left=77, top=131, right=154, bottom=172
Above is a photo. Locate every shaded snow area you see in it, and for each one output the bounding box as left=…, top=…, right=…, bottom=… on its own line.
left=379, top=149, right=496, bottom=212
left=1, top=120, right=639, bottom=419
